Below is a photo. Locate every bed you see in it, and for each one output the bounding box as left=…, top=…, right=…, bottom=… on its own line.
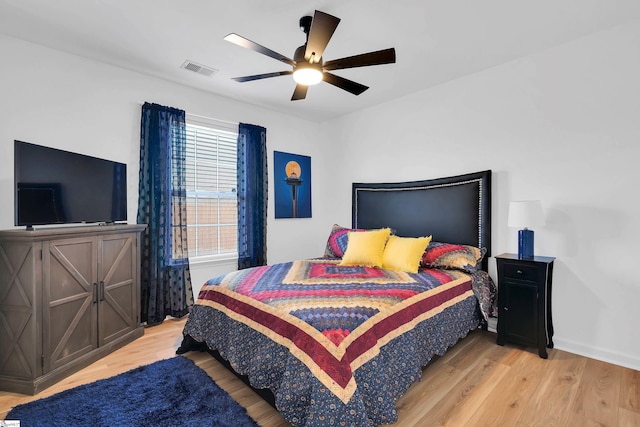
left=179, top=170, right=494, bottom=426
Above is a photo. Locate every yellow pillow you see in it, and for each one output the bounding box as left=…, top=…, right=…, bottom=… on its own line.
left=382, top=235, right=433, bottom=273
left=339, top=228, right=391, bottom=268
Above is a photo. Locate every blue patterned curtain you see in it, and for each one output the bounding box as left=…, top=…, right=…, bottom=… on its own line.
left=138, top=102, right=193, bottom=325
left=237, top=123, right=268, bottom=269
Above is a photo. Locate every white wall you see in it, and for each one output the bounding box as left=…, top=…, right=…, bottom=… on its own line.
left=0, top=35, right=335, bottom=296
left=324, top=20, right=640, bottom=370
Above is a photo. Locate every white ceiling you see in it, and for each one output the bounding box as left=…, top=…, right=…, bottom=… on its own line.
left=1, top=0, right=639, bottom=123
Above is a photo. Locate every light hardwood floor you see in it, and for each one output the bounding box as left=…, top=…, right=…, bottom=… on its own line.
left=1, top=317, right=638, bottom=426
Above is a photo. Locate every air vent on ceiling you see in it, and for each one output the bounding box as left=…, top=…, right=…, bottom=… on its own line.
left=180, top=60, right=218, bottom=77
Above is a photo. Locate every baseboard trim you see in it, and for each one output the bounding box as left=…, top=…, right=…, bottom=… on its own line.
left=486, top=317, right=497, bottom=333
left=553, top=337, right=640, bottom=371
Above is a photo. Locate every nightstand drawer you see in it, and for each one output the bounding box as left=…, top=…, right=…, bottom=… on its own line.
left=503, top=263, right=538, bottom=282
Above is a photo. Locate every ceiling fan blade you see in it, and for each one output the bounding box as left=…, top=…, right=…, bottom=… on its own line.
left=232, top=71, right=292, bottom=82
left=304, top=10, right=340, bottom=62
left=322, top=72, right=369, bottom=95
left=323, top=48, right=396, bottom=71
left=291, top=84, right=309, bottom=101
left=224, top=33, right=295, bottom=67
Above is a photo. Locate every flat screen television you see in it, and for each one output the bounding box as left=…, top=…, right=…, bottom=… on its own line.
left=14, top=140, right=127, bottom=229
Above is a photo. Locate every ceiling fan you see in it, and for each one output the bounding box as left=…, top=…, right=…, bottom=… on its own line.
left=224, top=10, right=396, bottom=101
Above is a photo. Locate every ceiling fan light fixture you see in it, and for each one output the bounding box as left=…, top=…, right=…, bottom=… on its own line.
left=225, top=10, right=395, bottom=100
left=293, top=63, right=323, bottom=86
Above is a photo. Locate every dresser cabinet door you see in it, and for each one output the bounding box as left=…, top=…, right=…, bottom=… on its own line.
left=43, top=237, right=98, bottom=372
left=98, top=233, right=138, bottom=346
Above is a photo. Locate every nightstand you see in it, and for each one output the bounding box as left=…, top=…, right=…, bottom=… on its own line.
left=495, top=253, right=555, bottom=359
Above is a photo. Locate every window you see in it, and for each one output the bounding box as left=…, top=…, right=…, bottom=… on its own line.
left=182, top=119, right=238, bottom=260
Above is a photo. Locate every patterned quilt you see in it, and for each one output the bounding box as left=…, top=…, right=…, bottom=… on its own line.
left=183, top=259, right=495, bottom=427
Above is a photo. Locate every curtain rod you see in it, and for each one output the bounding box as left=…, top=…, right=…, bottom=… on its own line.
left=136, top=101, right=238, bottom=127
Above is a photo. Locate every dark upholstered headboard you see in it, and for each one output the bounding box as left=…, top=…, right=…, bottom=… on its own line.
left=352, top=170, right=491, bottom=271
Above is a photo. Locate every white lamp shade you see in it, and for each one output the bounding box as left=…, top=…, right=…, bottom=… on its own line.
left=508, top=200, right=545, bottom=228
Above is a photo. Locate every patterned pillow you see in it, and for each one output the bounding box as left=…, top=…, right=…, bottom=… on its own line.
left=420, top=241, right=486, bottom=272
left=324, top=224, right=364, bottom=258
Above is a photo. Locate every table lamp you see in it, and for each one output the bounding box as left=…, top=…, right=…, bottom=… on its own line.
left=508, top=200, right=545, bottom=259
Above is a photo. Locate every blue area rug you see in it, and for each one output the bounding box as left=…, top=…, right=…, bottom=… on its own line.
left=7, top=357, right=259, bottom=427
